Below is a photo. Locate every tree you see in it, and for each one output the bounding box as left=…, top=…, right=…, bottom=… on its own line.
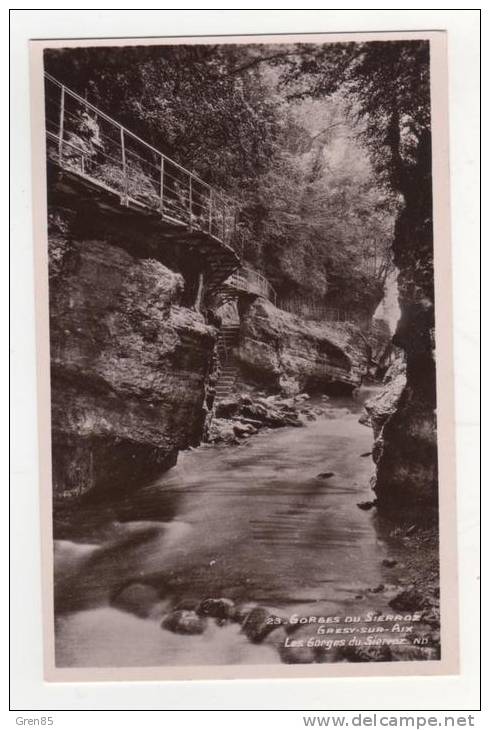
left=44, top=42, right=398, bottom=317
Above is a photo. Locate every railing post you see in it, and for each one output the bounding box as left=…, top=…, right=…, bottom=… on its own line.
left=159, top=155, right=165, bottom=216
left=188, top=176, right=193, bottom=231
left=120, top=127, right=128, bottom=204
left=58, top=85, right=65, bottom=163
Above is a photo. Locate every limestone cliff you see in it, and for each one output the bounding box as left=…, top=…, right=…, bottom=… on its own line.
left=49, top=217, right=217, bottom=501
left=372, top=130, right=439, bottom=515
left=235, top=298, right=371, bottom=395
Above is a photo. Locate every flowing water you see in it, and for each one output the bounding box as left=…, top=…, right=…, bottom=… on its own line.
left=54, top=387, right=405, bottom=667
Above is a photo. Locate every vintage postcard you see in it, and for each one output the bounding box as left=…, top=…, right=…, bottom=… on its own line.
left=29, top=31, right=458, bottom=681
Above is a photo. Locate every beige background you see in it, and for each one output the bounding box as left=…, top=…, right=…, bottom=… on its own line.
left=10, top=9, right=480, bottom=710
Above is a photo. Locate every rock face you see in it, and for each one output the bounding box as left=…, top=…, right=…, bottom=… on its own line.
left=372, top=130, right=439, bottom=514
left=207, top=392, right=309, bottom=444
left=360, top=354, right=407, bottom=439
left=235, top=298, right=369, bottom=395
left=49, top=212, right=217, bottom=501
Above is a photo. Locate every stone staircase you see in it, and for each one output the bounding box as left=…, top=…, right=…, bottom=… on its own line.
left=215, top=324, right=240, bottom=401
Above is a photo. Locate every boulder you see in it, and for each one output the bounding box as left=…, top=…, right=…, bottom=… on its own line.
left=197, top=597, right=235, bottom=621
left=230, top=602, right=259, bottom=625
left=357, top=500, right=376, bottom=511
left=111, top=582, right=160, bottom=618
left=278, top=643, right=317, bottom=664
left=233, top=422, right=257, bottom=437
left=215, top=397, right=240, bottom=419
left=160, top=609, right=207, bottom=635
left=390, top=643, right=440, bottom=662
left=388, top=588, right=428, bottom=612
left=241, top=607, right=285, bottom=643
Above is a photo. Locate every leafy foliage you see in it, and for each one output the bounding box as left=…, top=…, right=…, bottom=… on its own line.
left=45, top=42, right=410, bottom=315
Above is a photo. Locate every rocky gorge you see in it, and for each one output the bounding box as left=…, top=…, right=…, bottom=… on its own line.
left=47, top=145, right=443, bottom=670
left=48, top=193, right=387, bottom=503
left=48, top=190, right=442, bottom=667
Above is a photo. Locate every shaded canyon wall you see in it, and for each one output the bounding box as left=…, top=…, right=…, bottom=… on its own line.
left=48, top=207, right=217, bottom=501
left=371, top=130, right=439, bottom=515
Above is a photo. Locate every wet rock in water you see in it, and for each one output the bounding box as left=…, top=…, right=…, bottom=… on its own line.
left=111, top=583, right=160, bottom=618
left=207, top=418, right=239, bottom=445
left=316, top=472, right=335, bottom=480
left=279, top=643, right=317, bottom=664
left=360, top=452, right=372, bottom=458
left=240, top=401, right=302, bottom=429
left=369, top=583, right=385, bottom=593
left=389, top=588, right=428, bottom=612
left=197, top=597, right=234, bottom=621
left=274, top=626, right=317, bottom=663
left=232, top=422, right=257, bottom=438
left=338, top=644, right=393, bottom=663
left=279, top=626, right=337, bottom=664
left=231, top=602, right=259, bottom=625
left=357, top=500, right=377, bottom=511
left=382, top=558, right=398, bottom=568
left=390, top=643, right=440, bottom=662
left=209, top=386, right=311, bottom=444
left=262, top=626, right=288, bottom=649
left=241, top=607, right=285, bottom=643
left=421, top=607, right=441, bottom=627
left=161, top=609, right=207, bottom=635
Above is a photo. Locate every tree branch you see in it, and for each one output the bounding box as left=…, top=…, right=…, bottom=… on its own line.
left=225, top=51, right=298, bottom=77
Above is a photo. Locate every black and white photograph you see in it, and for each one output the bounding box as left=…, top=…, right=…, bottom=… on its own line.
left=28, top=31, right=459, bottom=680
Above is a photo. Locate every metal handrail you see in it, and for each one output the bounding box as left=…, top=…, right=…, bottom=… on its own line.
left=43, top=73, right=238, bottom=247
left=225, top=266, right=277, bottom=304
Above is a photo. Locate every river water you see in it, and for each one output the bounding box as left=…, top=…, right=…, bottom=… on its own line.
left=54, top=387, right=407, bottom=667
